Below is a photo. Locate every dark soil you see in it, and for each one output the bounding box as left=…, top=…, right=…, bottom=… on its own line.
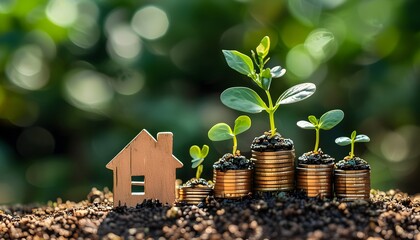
left=251, top=131, right=294, bottom=151
left=298, top=149, right=334, bottom=165
left=181, top=178, right=214, bottom=188
left=1, top=188, right=419, bottom=240
left=213, top=152, right=254, bottom=171
left=336, top=157, right=371, bottom=170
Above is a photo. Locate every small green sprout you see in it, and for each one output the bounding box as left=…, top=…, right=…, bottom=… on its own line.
left=221, top=36, right=316, bottom=137
left=335, top=130, right=370, bottom=159
left=190, top=145, right=209, bottom=179
left=208, top=115, right=251, bottom=154
left=297, top=109, right=344, bottom=153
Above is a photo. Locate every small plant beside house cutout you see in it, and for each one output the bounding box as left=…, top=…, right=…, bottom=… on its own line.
left=220, top=36, right=316, bottom=192
left=296, top=109, right=344, bottom=198
left=177, top=145, right=214, bottom=205
left=334, top=130, right=371, bottom=200
left=208, top=115, right=254, bottom=198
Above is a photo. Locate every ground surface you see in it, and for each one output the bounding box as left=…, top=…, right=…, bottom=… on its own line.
left=0, top=188, right=419, bottom=240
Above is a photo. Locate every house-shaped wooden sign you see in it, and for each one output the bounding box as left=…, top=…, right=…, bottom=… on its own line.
left=106, top=129, right=183, bottom=207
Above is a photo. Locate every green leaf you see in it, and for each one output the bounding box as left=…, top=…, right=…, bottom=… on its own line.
left=270, top=66, right=286, bottom=78
left=261, top=68, right=272, bottom=90
left=208, top=123, right=233, bottom=141
left=222, top=50, right=254, bottom=76
left=319, top=109, right=344, bottom=130
left=233, top=115, right=251, bottom=135
left=355, top=134, right=370, bottom=143
left=308, top=115, right=318, bottom=125
left=335, top=137, right=352, bottom=146
left=221, top=87, right=268, bottom=113
left=201, top=145, right=209, bottom=159
left=276, top=83, right=316, bottom=105
left=256, top=36, right=270, bottom=58
left=296, top=120, right=315, bottom=129
left=189, top=145, right=201, bottom=160
left=351, top=130, right=356, bottom=140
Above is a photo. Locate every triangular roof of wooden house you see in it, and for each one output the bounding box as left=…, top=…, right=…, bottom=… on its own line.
left=106, top=129, right=183, bottom=170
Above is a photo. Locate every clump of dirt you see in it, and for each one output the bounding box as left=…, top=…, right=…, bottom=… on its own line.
left=213, top=152, right=254, bottom=171
left=251, top=131, right=294, bottom=151
left=336, top=157, right=370, bottom=170
left=298, top=149, right=334, bottom=165
left=181, top=178, right=214, bottom=188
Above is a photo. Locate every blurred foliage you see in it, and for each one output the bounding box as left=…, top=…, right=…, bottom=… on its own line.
left=0, top=0, right=419, bottom=204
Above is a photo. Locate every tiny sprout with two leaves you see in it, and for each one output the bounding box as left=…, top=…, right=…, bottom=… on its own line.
left=221, top=36, right=316, bottom=137
left=297, top=109, right=344, bottom=153
left=190, top=145, right=209, bottom=179
left=208, top=115, right=251, bottom=155
left=335, top=130, right=370, bottom=159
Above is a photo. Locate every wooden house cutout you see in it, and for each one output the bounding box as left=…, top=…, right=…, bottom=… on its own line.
left=106, top=129, right=183, bottom=207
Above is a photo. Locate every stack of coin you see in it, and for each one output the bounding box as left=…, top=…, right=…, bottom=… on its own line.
left=251, top=150, right=295, bottom=192
left=334, top=169, right=370, bottom=200
left=177, top=186, right=213, bottom=205
left=296, top=163, right=334, bottom=198
left=213, top=169, right=252, bottom=198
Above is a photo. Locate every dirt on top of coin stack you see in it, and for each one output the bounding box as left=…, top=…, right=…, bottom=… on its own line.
left=0, top=188, right=419, bottom=239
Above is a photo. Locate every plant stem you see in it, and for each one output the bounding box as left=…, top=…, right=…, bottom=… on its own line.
left=265, top=90, right=276, bottom=136
left=349, top=140, right=355, bottom=159
left=196, top=164, right=203, bottom=179
left=313, top=128, right=320, bottom=153
left=232, top=135, right=237, bottom=155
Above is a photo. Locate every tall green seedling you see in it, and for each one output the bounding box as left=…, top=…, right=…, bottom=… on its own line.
left=190, top=145, right=209, bottom=179
left=221, top=36, right=316, bottom=137
left=208, top=115, right=251, bottom=154
left=335, top=130, right=370, bottom=159
left=297, top=109, right=344, bottom=153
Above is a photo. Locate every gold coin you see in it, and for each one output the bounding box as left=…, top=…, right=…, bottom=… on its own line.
left=252, top=150, right=295, bottom=155
left=255, top=180, right=294, bottom=187
left=335, top=193, right=369, bottom=198
left=334, top=169, right=370, bottom=174
left=297, top=172, right=332, bottom=177
left=255, top=167, right=295, bottom=173
left=255, top=176, right=294, bottom=180
left=298, top=163, right=334, bottom=169
left=254, top=175, right=295, bottom=182
left=214, top=189, right=251, bottom=195
left=255, top=165, right=294, bottom=170
left=297, top=186, right=332, bottom=191
left=255, top=170, right=294, bottom=176
left=335, top=189, right=370, bottom=193
left=334, top=182, right=370, bottom=186
left=254, top=186, right=293, bottom=191
left=296, top=175, right=333, bottom=182
left=296, top=167, right=333, bottom=172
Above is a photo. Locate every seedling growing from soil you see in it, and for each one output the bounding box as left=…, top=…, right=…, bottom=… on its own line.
left=221, top=36, right=316, bottom=137
left=335, top=130, right=370, bottom=159
left=297, top=109, right=344, bottom=153
left=208, top=115, right=251, bottom=154
left=190, top=145, right=209, bottom=179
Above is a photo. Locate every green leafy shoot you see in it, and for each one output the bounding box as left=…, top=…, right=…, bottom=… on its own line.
left=208, top=115, right=251, bottom=154
left=335, top=130, right=370, bottom=159
left=190, top=145, right=209, bottom=179
left=297, top=109, right=344, bottom=153
left=222, top=36, right=316, bottom=137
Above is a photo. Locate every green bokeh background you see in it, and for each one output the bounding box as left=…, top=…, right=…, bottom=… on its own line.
left=0, top=0, right=419, bottom=204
